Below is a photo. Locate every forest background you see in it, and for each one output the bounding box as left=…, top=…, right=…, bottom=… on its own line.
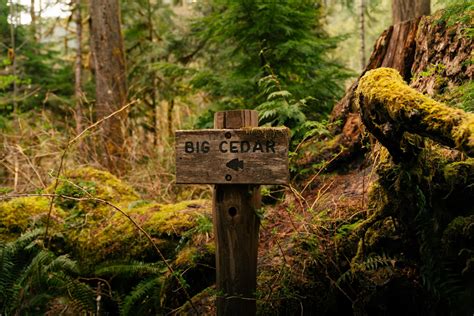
left=0, top=0, right=472, bottom=315
left=1, top=0, right=448, bottom=198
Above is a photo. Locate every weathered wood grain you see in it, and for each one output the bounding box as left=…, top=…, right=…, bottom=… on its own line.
left=176, top=110, right=289, bottom=315
left=175, top=128, right=289, bottom=185
left=213, top=110, right=260, bottom=316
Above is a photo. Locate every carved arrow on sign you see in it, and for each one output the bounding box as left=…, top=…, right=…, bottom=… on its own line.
left=226, top=158, right=244, bottom=171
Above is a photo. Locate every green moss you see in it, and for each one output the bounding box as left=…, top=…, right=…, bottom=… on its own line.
left=177, top=286, right=216, bottom=315
left=441, top=215, right=474, bottom=304
left=55, top=180, right=97, bottom=210
left=175, top=246, right=200, bottom=267
left=0, top=168, right=213, bottom=270
left=48, top=167, right=139, bottom=206
left=357, top=68, right=474, bottom=156
left=242, top=126, right=290, bottom=140
left=44, top=167, right=141, bottom=231
left=364, top=218, right=397, bottom=251
left=336, top=220, right=363, bottom=237
left=442, top=215, right=474, bottom=254
left=0, top=197, right=64, bottom=238
left=65, top=199, right=211, bottom=263
left=443, top=158, right=474, bottom=187
left=437, top=80, right=474, bottom=112
left=144, top=200, right=211, bottom=236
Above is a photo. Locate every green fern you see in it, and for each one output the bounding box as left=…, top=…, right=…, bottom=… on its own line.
left=256, top=74, right=306, bottom=129
left=121, top=276, right=165, bottom=316
left=0, top=230, right=96, bottom=315
left=95, top=260, right=168, bottom=315
left=0, top=229, right=44, bottom=312
left=65, top=278, right=97, bottom=313
left=337, top=253, right=396, bottom=286
left=95, top=260, right=165, bottom=277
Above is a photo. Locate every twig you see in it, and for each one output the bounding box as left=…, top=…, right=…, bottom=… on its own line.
left=68, top=100, right=137, bottom=147
left=43, top=100, right=137, bottom=245
left=309, top=179, right=335, bottom=211
left=0, top=159, right=39, bottom=189
left=287, top=184, right=308, bottom=211
left=77, top=277, right=113, bottom=298
left=43, top=145, right=68, bottom=245
left=301, top=149, right=344, bottom=195
left=15, top=144, right=46, bottom=188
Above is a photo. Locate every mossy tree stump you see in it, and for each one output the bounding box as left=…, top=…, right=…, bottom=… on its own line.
left=357, top=68, right=474, bottom=161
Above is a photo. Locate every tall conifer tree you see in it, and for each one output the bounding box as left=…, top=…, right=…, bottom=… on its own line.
left=192, top=0, right=350, bottom=126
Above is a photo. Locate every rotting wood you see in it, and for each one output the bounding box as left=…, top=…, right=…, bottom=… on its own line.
left=302, top=14, right=472, bottom=171
left=411, top=14, right=474, bottom=96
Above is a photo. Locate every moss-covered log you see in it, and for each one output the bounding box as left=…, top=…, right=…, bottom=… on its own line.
left=298, top=13, right=472, bottom=171
left=0, top=167, right=215, bottom=265
left=357, top=68, right=474, bottom=160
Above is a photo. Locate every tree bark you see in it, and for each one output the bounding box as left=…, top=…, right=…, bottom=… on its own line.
left=302, top=13, right=472, bottom=170
left=392, top=0, right=430, bottom=24
left=329, top=18, right=419, bottom=130
left=146, top=0, right=159, bottom=146
left=168, top=99, right=174, bottom=139
left=74, top=0, right=84, bottom=139
left=411, top=15, right=474, bottom=96
left=30, top=0, right=36, bottom=41
left=90, top=0, right=128, bottom=173
left=9, top=0, right=17, bottom=114
left=359, top=0, right=366, bottom=70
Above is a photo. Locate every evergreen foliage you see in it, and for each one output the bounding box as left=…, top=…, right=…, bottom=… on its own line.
left=0, top=1, right=472, bottom=315
left=122, top=0, right=200, bottom=141
left=192, top=0, right=351, bottom=128
left=0, top=2, right=74, bottom=115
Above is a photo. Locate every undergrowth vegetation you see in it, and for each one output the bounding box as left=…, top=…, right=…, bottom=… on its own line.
left=1, top=0, right=473, bottom=315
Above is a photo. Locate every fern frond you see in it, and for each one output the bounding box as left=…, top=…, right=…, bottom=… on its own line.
left=65, top=278, right=96, bottom=313
left=46, top=255, right=80, bottom=275
left=16, top=250, right=55, bottom=288
left=121, top=276, right=164, bottom=316
left=95, top=260, right=164, bottom=278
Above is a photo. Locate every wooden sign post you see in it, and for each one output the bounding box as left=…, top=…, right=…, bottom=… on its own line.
left=176, top=110, right=289, bottom=315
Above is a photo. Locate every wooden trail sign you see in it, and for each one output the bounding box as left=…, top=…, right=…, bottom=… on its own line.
left=175, top=110, right=289, bottom=316
left=175, top=128, right=289, bottom=184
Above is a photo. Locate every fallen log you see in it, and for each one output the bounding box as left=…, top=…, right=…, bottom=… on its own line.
left=297, top=13, right=473, bottom=171
left=357, top=67, right=474, bottom=160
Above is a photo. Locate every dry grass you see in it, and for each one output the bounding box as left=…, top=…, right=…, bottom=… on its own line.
left=0, top=108, right=210, bottom=203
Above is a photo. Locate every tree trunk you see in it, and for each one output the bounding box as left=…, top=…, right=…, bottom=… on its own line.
left=168, top=99, right=174, bottom=139
left=90, top=0, right=128, bottom=173
left=411, top=16, right=474, bottom=96
left=329, top=18, right=419, bottom=130
left=146, top=0, right=159, bottom=147
left=359, top=0, right=366, bottom=70
left=9, top=0, right=17, bottom=114
left=74, top=0, right=84, bottom=139
left=301, top=13, right=472, bottom=170
left=392, top=0, right=430, bottom=24
left=30, top=0, right=36, bottom=41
